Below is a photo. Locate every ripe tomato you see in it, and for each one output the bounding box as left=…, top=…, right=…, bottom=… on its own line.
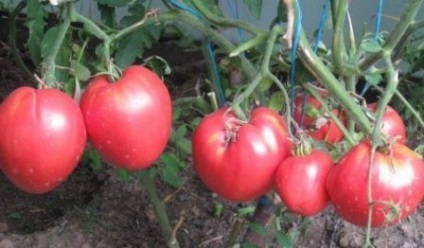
left=275, top=149, right=333, bottom=216
left=326, top=140, right=424, bottom=227
left=192, top=107, right=292, bottom=202
left=80, top=66, right=172, bottom=171
left=368, top=103, right=406, bottom=142
left=294, top=94, right=344, bottom=143
left=0, top=87, right=86, bottom=194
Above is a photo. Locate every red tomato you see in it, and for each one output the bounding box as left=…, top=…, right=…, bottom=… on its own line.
left=192, top=107, right=292, bottom=202
left=0, top=87, right=86, bottom=194
left=275, top=149, right=333, bottom=216
left=294, top=94, right=344, bottom=143
left=80, top=66, right=172, bottom=171
left=326, top=140, right=424, bottom=227
left=368, top=103, right=406, bottom=142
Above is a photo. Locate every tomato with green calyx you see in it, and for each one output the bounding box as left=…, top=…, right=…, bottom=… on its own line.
left=80, top=66, right=172, bottom=171
left=275, top=145, right=333, bottom=216
left=368, top=103, right=406, bottom=142
left=192, top=107, right=292, bottom=202
left=294, top=94, right=345, bottom=144
left=0, top=87, right=86, bottom=194
left=326, top=140, right=424, bottom=227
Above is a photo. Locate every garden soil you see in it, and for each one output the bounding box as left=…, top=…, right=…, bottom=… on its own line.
left=0, top=36, right=424, bottom=248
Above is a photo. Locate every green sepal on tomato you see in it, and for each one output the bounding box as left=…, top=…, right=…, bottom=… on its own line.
left=274, top=143, right=333, bottom=216
left=192, top=107, right=292, bottom=202
left=80, top=65, right=172, bottom=171
left=0, top=87, right=87, bottom=194
left=326, top=140, right=424, bottom=227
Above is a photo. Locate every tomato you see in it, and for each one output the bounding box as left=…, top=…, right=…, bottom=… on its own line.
left=0, top=87, right=86, bottom=194
left=275, top=149, right=333, bottom=216
left=80, top=66, right=172, bottom=171
left=368, top=103, right=406, bottom=142
left=294, top=94, right=344, bottom=143
left=326, top=140, right=424, bottom=227
left=192, top=107, right=292, bottom=202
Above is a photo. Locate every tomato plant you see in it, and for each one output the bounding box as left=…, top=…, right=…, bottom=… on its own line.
left=368, top=103, right=406, bottom=142
left=293, top=94, right=344, bottom=143
left=192, top=107, right=292, bottom=202
left=0, top=87, right=86, bottom=194
left=326, top=140, right=424, bottom=227
left=80, top=66, right=172, bottom=171
left=275, top=148, right=333, bottom=216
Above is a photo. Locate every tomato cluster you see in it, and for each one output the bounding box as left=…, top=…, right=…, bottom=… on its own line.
left=0, top=65, right=172, bottom=194
left=192, top=94, right=424, bottom=228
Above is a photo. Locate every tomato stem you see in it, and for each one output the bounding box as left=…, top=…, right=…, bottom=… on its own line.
left=43, top=3, right=72, bottom=87
left=302, top=83, right=357, bottom=146
left=364, top=144, right=377, bottom=248
left=359, top=0, right=424, bottom=71
left=139, top=172, right=181, bottom=248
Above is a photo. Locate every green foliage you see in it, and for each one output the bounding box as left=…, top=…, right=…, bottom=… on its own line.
left=159, top=152, right=186, bottom=188
left=41, top=25, right=71, bottom=83
left=95, top=0, right=133, bottom=8
left=115, top=22, right=163, bottom=68
left=25, top=0, right=47, bottom=65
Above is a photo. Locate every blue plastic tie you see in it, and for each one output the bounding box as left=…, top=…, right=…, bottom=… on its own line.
left=289, top=0, right=303, bottom=116
left=360, top=0, right=384, bottom=96
left=299, top=0, right=330, bottom=127
left=226, top=0, right=245, bottom=43
left=168, top=0, right=226, bottom=106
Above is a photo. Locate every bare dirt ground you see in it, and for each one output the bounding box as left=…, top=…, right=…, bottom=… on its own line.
left=1, top=28, right=424, bottom=248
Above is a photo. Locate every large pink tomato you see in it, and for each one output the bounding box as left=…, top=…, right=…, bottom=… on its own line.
left=0, top=87, right=86, bottom=194
left=192, top=107, right=292, bottom=202
left=326, top=140, right=424, bottom=227
left=80, top=66, right=172, bottom=171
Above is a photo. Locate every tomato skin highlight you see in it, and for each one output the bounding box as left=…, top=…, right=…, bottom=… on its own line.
left=274, top=149, right=333, bottom=216
left=80, top=66, right=172, bottom=171
left=192, top=107, right=292, bottom=202
left=0, top=87, right=87, bottom=194
left=326, top=140, right=424, bottom=227
left=368, top=103, right=406, bottom=142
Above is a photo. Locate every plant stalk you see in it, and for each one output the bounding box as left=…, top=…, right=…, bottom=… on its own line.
left=297, top=31, right=373, bottom=135
left=139, top=172, right=180, bottom=248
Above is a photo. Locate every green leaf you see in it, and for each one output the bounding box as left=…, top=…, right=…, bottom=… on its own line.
left=269, top=92, right=284, bottom=112
left=160, top=153, right=185, bottom=169
left=121, top=2, right=146, bottom=26
left=25, top=0, right=47, bottom=64
left=242, top=0, right=263, bottom=19
left=276, top=230, right=299, bottom=248
left=247, top=222, right=266, bottom=235
left=71, top=60, right=91, bottom=81
left=364, top=70, right=383, bottom=86
left=237, top=205, right=256, bottom=216
left=82, top=148, right=103, bottom=170
left=361, top=39, right=382, bottom=53
left=160, top=153, right=184, bottom=188
left=97, top=3, right=116, bottom=27
left=95, top=0, right=133, bottom=7
left=41, top=26, right=71, bottom=83
left=144, top=56, right=171, bottom=78
left=259, top=76, right=272, bottom=92
left=117, top=169, right=131, bottom=183
left=174, top=125, right=188, bottom=140
left=115, top=23, right=163, bottom=68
